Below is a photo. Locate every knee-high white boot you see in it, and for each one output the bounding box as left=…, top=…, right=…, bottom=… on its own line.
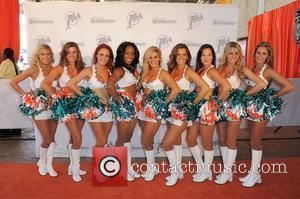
left=174, top=145, right=183, bottom=179
left=71, top=149, right=82, bottom=182
left=241, top=149, right=262, bottom=187
left=143, top=150, right=157, bottom=181
left=193, top=150, right=213, bottom=182
left=37, top=147, right=48, bottom=176
left=165, top=150, right=179, bottom=186
left=124, top=142, right=140, bottom=181
left=46, top=142, right=58, bottom=177
left=189, top=145, right=204, bottom=178
left=215, top=148, right=237, bottom=184
left=216, top=146, right=228, bottom=179
left=68, top=144, right=86, bottom=176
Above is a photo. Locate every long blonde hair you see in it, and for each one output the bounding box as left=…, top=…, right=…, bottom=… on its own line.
left=219, top=41, right=244, bottom=79
left=141, top=46, right=162, bottom=80
left=30, top=44, right=54, bottom=77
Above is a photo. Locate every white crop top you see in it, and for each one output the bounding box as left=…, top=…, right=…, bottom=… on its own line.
left=30, top=69, right=58, bottom=90
left=226, top=72, right=241, bottom=89
left=176, top=66, right=191, bottom=91
left=201, top=65, right=216, bottom=89
left=116, top=67, right=137, bottom=88
left=88, top=65, right=109, bottom=89
left=245, top=64, right=268, bottom=88
left=143, top=68, right=164, bottom=90
left=59, top=66, right=84, bottom=87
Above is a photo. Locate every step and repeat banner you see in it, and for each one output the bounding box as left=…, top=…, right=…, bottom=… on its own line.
left=24, top=2, right=239, bottom=157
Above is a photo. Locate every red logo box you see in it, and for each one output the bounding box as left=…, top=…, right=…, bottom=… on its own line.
left=92, top=147, right=127, bottom=186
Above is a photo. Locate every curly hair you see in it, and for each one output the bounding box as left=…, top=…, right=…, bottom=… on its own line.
left=114, top=41, right=140, bottom=74
left=59, top=41, right=85, bottom=72
left=219, top=41, right=245, bottom=79
left=92, top=43, right=114, bottom=72
left=167, top=43, right=191, bottom=73
left=195, top=44, right=216, bottom=73
left=254, top=41, right=274, bottom=68
left=141, top=46, right=162, bottom=79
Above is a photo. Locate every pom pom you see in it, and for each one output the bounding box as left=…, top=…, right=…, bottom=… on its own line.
left=74, top=87, right=106, bottom=120
left=19, top=89, right=48, bottom=116
left=143, top=89, right=170, bottom=120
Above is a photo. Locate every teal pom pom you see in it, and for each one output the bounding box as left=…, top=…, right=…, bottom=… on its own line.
left=188, top=91, right=206, bottom=121
left=110, top=95, right=136, bottom=121
left=247, top=88, right=286, bottom=121
left=19, top=89, right=48, bottom=116
left=50, top=91, right=77, bottom=122
left=169, top=91, right=193, bottom=121
left=74, top=87, right=105, bottom=120
left=143, top=89, right=170, bottom=120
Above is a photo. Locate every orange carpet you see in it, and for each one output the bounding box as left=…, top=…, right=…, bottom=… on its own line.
left=0, top=158, right=299, bottom=199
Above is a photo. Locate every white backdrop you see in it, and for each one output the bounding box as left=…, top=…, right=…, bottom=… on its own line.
left=24, top=2, right=239, bottom=157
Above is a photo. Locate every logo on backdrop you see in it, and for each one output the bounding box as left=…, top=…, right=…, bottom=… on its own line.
left=152, top=17, right=177, bottom=24
left=213, top=18, right=236, bottom=26
left=65, top=11, right=81, bottom=30
left=127, top=11, right=143, bottom=30
left=90, top=17, right=116, bottom=24
left=182, top=40, right=203, bottom=48
left=35, top=35, right=51, bottom=45
left=96, top=34, right=112, bottom=45
left=295, top=9, right=300, bottom=43
left=28, top=18, right=54, bottom=24
left=157, top=35, right=172, bottom=49
left=187, top=12, right=203, bottom=31
left=216, top=36, right=230, bottom=53
left=60, top=40, right=85, bottom=47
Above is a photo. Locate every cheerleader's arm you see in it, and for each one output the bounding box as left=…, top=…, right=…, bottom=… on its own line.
left=160, top=70, right=179, bottom=103
left=209, top=68, right=231, bottom=101
left=242, top=66, right=267, bottom=95
left=41, top=65, right=62, bottom=97
left=265, top=67, right=295, bottom=98
left=106, top=67, right=124, bottom=103
left=10, top=68, right=35, bottom=95
left=67, top=67, right=92, bottom=96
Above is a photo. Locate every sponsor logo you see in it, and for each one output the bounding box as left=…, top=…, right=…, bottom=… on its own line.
left=90, top=17, right=116, bottom=24
left=127, top=11, right=142, bottom=30
left=65, top=11, right=81, bottom=30
left=216, top=36, right=230, bottom=53
left=152, top=17, right=177, bottom=24
left=35, top=35, right=51, bottom=45
left=187, top=12, right=203, bottom=31
left=28, top=18, right=54, bottom=24
left=213, top=19, right=236, bottom=26
left=96, top=34, right=112, bottom=45
left=157, top=35, right=172, bottom=49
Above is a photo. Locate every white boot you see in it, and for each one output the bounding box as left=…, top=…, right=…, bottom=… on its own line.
left=46, top=142, right=58, bottom=177
left=124, top=142, right=140, bottom=181
left=165, top=150, right=179, bottom=186
left=242, top=149, right=262, bottom=187
left=143, top=150, right=157, bottom=182
left=189, top=145, right=204, bottom=178
left=71, top=149, right=82, bottom=182
left=37, top=147, right=48, bottom=176
left=174, top=145, right=183, bottom=179
left=215, top=148, right=236, bottom=184
left=68, top=144, right=86, bottom=176
left=193, top=150, right=213, bottom=182
left=216, top=146, right=228, bottom=179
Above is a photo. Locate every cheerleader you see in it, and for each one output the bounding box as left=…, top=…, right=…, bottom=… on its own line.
left=192, top=44, right=231, bottom=183
left=106, top=42, right=140, bottom=181
left=214, top=42, right=266, bottom=184
left=240, top=41, right=294, bottom=187
left=163, top=43, right=209, bottom=186
left=137, top=46, right=180, bottom=181
left=41, top=42, right=86, bottom=182
left=67, top=44, right=113, bottom=147
left=10, top=44, right=58, bottom=177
